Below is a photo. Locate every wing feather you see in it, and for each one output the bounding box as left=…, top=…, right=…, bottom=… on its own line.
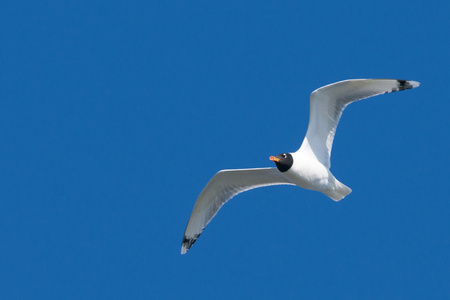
left=298, top=79, right=420, bottom=168
left=181, top=168, right=294, bottom=254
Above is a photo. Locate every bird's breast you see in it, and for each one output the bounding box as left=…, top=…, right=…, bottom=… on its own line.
left=284, top=158, right=331, bottom=192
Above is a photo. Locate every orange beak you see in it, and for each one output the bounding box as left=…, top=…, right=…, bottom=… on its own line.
left=269, top=156, right=280, bottom=162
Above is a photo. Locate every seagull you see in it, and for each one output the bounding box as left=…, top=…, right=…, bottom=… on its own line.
left=181, top=79, right=420, bottom=254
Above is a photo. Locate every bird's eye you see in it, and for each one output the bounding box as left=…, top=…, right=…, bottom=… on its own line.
left=282, top=153, right=287, bottom=158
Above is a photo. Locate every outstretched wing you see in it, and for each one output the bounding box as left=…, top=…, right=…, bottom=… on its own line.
left=298, top=79, right=420, bottom=168
left=181, top=168, right=294, bottom=254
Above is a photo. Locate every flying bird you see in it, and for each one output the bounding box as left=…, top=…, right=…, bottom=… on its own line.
left=181, top=79, right=420, bottom=254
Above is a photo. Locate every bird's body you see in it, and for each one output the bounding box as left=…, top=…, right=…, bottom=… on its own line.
left=181, top=79, right=420, bottom=254
left=284, top=152, right=350, bottom=201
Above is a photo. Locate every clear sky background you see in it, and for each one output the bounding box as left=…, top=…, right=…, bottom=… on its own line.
left=1, top=1, right=449, bottom=299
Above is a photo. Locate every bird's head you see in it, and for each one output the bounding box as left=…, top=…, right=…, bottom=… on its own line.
left=269, top=153, right=293, bottom=172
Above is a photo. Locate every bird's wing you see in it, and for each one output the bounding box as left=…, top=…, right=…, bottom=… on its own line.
left=298, top=79, right=420, bottom=168
left=181, top=168, right=294, bottom=254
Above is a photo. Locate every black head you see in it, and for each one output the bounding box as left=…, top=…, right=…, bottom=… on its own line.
left=269, top=153, right=293, bottom=172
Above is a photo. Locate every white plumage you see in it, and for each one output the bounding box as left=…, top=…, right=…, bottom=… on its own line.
left=181, top=79, right=420, bottom=254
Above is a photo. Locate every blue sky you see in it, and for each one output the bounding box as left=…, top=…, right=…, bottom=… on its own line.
left=1, top=0, right=449, bottom=298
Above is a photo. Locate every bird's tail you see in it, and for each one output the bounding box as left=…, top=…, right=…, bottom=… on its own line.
left=323, top=179, right=352, bottom=202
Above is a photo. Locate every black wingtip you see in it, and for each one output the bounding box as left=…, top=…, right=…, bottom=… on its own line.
left=391, top=79, right=420, bottom=92
left=181, top=234, right=200, bottom=255
left=397, top=79, right=411, bottom=91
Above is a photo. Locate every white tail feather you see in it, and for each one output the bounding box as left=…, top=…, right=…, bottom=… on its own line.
left=323, top=180, right=352, bottom=201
